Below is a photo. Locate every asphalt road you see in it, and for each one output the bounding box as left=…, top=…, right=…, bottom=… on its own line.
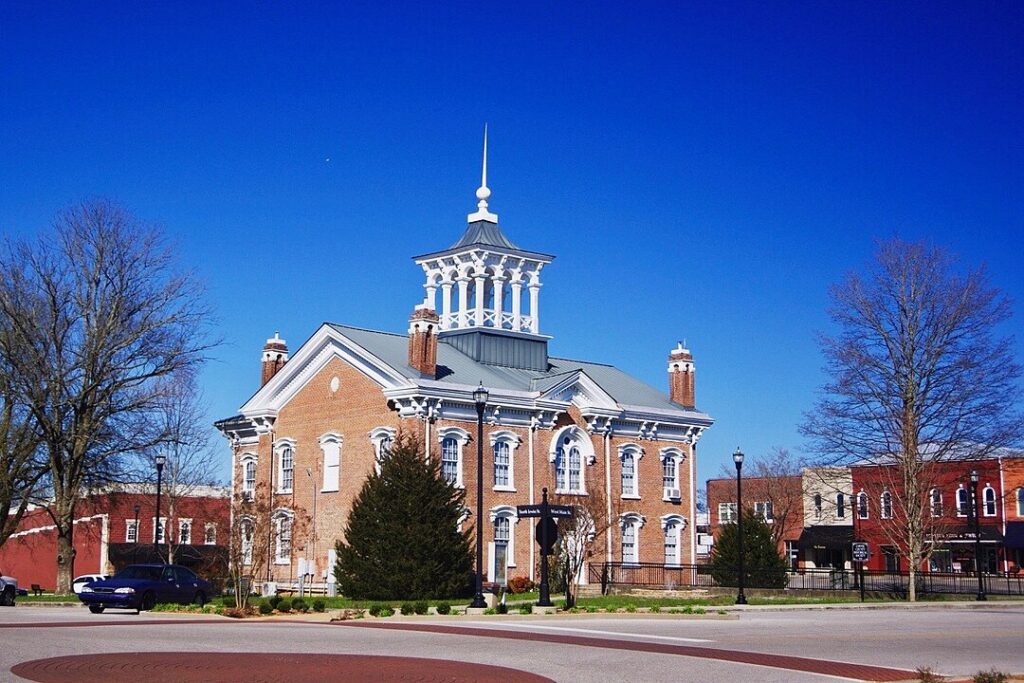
left=1, top=604, right=1022, bottom=682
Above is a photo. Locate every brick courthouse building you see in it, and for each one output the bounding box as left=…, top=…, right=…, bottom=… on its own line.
left=216, top=151, right=714, bottom=591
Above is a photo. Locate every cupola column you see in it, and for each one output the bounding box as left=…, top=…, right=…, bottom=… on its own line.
left=528, top=282, right=541, bottom=334
left=457, top=276, right=470, bottom=328
left=510, top=274, right=523, bottom=332
left=440, top=279, right=454, bottom=330
left=492, top=274, right=506, bottom=329
left=474, top=272, right=487, bottom=327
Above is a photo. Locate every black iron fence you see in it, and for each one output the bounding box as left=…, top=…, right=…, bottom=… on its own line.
left=589, top=562, right=1024, bottom=597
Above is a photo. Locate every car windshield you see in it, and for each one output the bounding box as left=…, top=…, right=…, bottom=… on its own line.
left=114, top=566, right=163, bottom=581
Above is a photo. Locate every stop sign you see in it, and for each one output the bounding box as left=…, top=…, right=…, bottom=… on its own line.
left=536, top=517, right=558, bottom=554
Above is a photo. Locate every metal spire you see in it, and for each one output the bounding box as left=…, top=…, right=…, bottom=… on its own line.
left=468, top=124, right=498, bottom=223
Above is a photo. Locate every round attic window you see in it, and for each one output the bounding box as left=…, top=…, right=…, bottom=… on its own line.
left=329, top=376, right=340, bottom=393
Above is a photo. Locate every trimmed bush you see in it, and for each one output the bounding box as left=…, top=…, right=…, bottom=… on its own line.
left=258, top=601, right=273, bottom=615
left=312, top=599, right=326, bottom=613
left=377, top=606, right=394, bottom=617
left=434, top=602, right=451, bottom=615
left=413, top=600, right=429, bottom=615
left=518, top=604, right=532, bottom=615
left=507, top=576, right=536, bottom=594
left=277, top=602, right=291, bottom=613
left=400, top=602, right=416, bottom=615
left=291, top=597, right=307, bottom=612
left=267, top=595, right=282, bottom=610
left=368, top=604, right=383, bottom=617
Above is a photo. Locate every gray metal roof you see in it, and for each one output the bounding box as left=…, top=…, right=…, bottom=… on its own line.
left=412, top=220, right=555, bottom=262
left=329, top=323, right=690, bottom=413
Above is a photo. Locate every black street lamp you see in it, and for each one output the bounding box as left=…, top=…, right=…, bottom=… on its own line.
left=734, top=447, right=747, bottom=605
left=970, top=470, right=986, bottom=601
left=470, top=382, right=489, bottom=609
left=133, top=504, right=141, bottom=543
left=154, top=454, right=166, bottom=560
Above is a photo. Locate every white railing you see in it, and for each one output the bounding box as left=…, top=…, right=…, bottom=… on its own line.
left=439, top=309, right=534, bottom=333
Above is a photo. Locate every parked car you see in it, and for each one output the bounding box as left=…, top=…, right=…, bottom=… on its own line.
left=78, top=564, right=212, bottom=614
left=16, top=588, right=27, bottom=597
left=0, top=571, right=16, bottom=606
left=72, top=574, right=107, bottom=595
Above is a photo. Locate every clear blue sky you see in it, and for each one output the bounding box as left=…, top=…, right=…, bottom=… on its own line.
left=2, top=2, right=1022, bottom=485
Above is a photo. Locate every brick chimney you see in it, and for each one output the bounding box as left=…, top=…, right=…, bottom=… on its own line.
left=408, top=307, right=439, bottom=378
left=261, top=332, right=289, bottom=387
left=667, top=342, right=695, bottom=409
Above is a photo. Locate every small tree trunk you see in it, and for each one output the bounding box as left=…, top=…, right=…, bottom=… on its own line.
left=908, top=566, right=917, bottom=602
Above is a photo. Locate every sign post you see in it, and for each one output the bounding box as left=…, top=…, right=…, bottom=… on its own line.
left=852, top=541, right=869, bottom=602
left=517, top=488, right=574, bottom=608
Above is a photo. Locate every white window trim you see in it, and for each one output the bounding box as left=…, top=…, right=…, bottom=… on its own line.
left=204, top=522, right=217, bottom=545
left=617, top=444, right=643, bottom=499
left=1017, top=488, right=1024, bottom=517
left=369, top=426, right=396, bottom=475
left=438, top=426, right=470, bottom=489
left=956, top=486, right=969, bottom=517
left=489, top=430, right=521, bottom=492
left=857, top=490, right=870, bottom=519
left=274, top=438, right=296, bottom=494
left=273, top=509, right=294, bottom=565
left=929, top=488, right=942, bottom=518
left=240, top=452, right=257, bottom=500
left=549, top=426, right=594, bottom=495
left=488, top=505, right=520, bottom=581
left=619, top=512, right=646, bottom=565
left=239, top=516, right=255, bottom=565
left=659, top=447, right=684, bottom=501
left=982, top=485, right=997, bottom=517
left=880, top=491, right=893, bottom=520
left=718, top=502, right=737, bottom=525
left=152, top=516, right=167, bottom=543
left=319, top=432, right=343, bottom=493
left=178, top=518, right=193, bottom=545
left=125, top=519, right=139, bottom=543
left=456, top=506, right=471, bottom=532
left=660, top=514, right=687, bottom=567
left=754, top=501, right=774, bottom=523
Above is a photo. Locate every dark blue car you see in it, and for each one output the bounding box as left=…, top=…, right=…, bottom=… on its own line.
left=78, top=564, right=212, bottom=614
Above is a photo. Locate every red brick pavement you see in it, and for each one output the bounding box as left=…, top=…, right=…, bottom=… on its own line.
left=11, top=653, right=555, bottom=683
left=334, top=621, right=919, bottom=682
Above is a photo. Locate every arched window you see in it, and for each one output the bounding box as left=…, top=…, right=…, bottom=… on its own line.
left=437, top=427, right=469, bottom=488
left=275, top=440, right=295, bottom=493
left=549, top=426, right=594, bottom=494
left=857, top=491, right=869, bottom=519
left=618, top=444, right=643, bottom=498
left=660, top=448, right=684, bottom=500
left=369, top=427, right=396, bottom=475
left=240, top=518, right=254, bottom=565
left=273, top=510, right=293, bottom=565
left=880, top=491, right=893, bottom=519
left=836, top=493, right=846, bottom=519
left=957, top=486, right=969, bottom=516
left=929, top=488, right=943, bottom=517
left=620, top=513, right=645, bottom=565
left=983, top=485, right=997, bottom=516
left=1017, top=488, right=1024, bottom=516
left=490, top=431, right=520, bottom=491
left=319, top=433, right=342, bottom=492
left=489, top=506, right=518, bottom=585
left=814, top=493, right=823, bottom=519
left=661, top=514, right=687, bottom=567
left=242, top=455, right=257, bottom=499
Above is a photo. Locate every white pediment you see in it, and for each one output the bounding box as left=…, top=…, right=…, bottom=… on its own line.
left=539, top=370, right=620, bottom=414
left=239, top=324, right=414, bottom=418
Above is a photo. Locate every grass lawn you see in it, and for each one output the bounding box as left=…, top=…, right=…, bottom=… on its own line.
left=17, top=593, right=79, bottom=603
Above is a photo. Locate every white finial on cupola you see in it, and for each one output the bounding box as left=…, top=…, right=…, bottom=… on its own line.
left=468, top=124, right=498, bottom=224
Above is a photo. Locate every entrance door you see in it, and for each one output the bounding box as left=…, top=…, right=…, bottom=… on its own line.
left=882, top=546, right=900, bottom=572
left=494, top=542, right=508, bottom=586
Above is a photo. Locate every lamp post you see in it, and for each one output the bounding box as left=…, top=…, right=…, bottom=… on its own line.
left=470, top=382, right=489, bottom=609
left=970, top=470, right=986, bottom=601
left=306, top=467, right=318, bottom=597
left=733, top=447, right=747, bottom=605
left=154, top=454, right=166, bottom=561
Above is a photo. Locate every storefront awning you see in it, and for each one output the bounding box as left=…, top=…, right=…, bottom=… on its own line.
left=1003, top=522, right=1024, bottom=549
left=795, top=526, right=854, bottom=550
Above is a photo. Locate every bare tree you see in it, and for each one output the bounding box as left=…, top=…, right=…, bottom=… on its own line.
left=749, top=448, right=804, bottom=550
left=552, top=486, right=618, bottom=608
left=150, top=372, right=223, bottom=565
left=0, top=370, right=45, bottom=547
left=226, top=482, right=308, bottom=609
left=0, top=200, right=215, bottom=592
left=801, top=239, right=1024, bottom=600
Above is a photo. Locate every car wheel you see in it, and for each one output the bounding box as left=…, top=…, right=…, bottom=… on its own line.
left=193, top=592, right=207, bottom=607
left=88, top=605, right=104, bottom=614
left=141, top=591, right=157, bottom=611
left=0, top=589, right=14, bottom=607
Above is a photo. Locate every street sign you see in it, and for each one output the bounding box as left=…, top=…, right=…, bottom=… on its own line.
left=517, top=504, right=575, bottom=518
left=852, top=542, right=869, bottom=562
left=537, top=517, right=558, bottom=554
